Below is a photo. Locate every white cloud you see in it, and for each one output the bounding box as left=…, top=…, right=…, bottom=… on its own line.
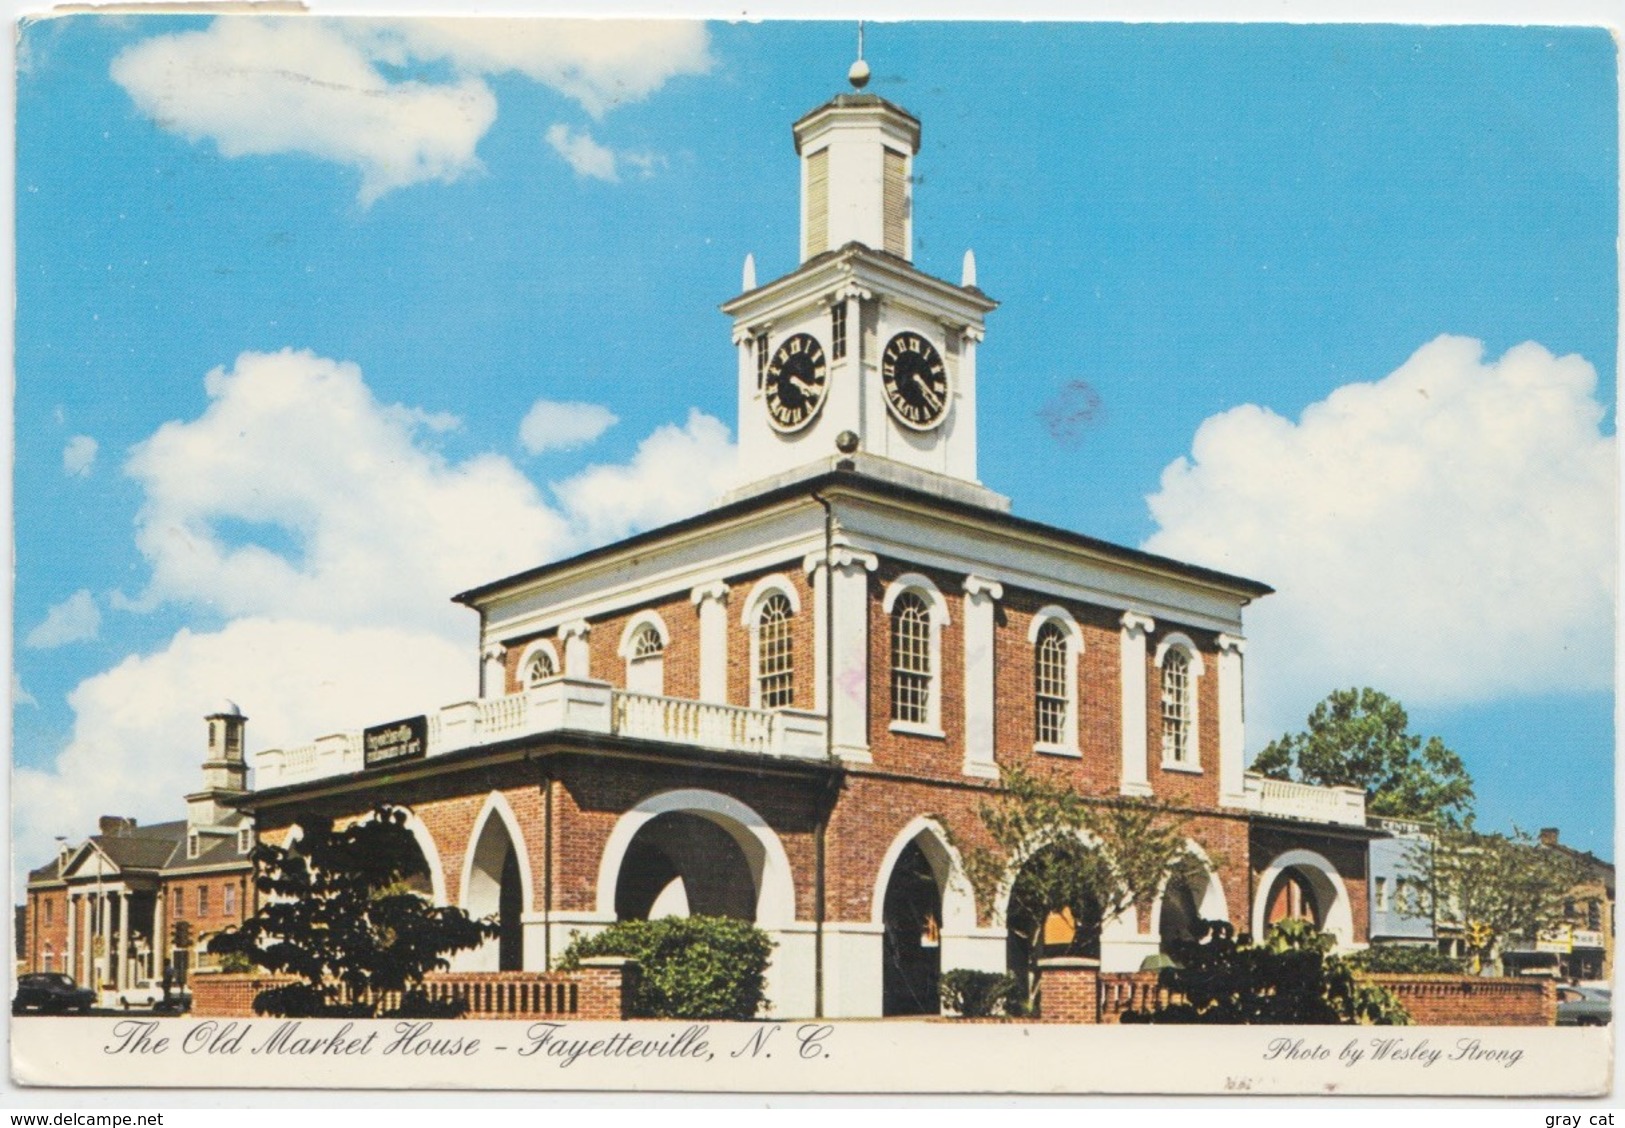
left=110, top=18, right=710, bottom=202
left=62, top=435, right=98, bottom=477
left=20, top=348, right=737, bottom=885
left=111, top=19, right=498, bottom=205
left=552, top=409, right=738, bottom=545
left=545, top=123, right=620, bottom=182
left=12, top=618, right=469, bottom=886
left=520, top=398, right=618, bottom=453
left=14, top=675, right=38, bottom=708
left=1144, top=335, right=1616, bottom=741
left=123, top=348, right=573, bottom=634
left=25, top=590, right=100, bottom=649
left=355, top=19, right=713, bottom=118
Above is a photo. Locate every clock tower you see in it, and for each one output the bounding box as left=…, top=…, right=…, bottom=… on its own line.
left=722, top=66, right=1009, bottom=512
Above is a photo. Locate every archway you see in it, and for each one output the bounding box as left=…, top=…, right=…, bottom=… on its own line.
left=464, top=813, right=525, bottom=970
left=1251, top=848, right=1355, bottom=948
left=614, top=812, right=757, bottom=921
left=1004, top=842, right=1104, bottom=1003
left=880, top=840, right=943, bottom=1016
left=1265, top=868, right=1322, bottom=929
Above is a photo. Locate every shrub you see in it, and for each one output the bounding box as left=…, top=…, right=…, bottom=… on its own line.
left=1123, top=918, right=1410, bottom=1025
left=559, top=916, right=774, bottom=1020
left=1346, top=945, right=1466, bottom=975
left=940, top=969, right=1019, bottom=1018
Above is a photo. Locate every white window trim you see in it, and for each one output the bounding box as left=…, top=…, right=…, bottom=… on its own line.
left=1154, top=632, right=1206, bottom=772
left=1028, top=605, right=1083, bottom=758
left=516, top=638, right=562, bottom=691
left=617, top=611, right=670, bottom=697
left=882, top=573, right=949, bottom=737
left=741, top=574, right=802, bottom=710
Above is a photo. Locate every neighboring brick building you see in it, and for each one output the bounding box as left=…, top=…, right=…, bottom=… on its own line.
left=20, top=709, right=256, bottom=996
left=89, top=70, right=1377, bottom=1019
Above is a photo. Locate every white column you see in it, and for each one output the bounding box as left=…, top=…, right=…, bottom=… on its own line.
left=803, top=555, right=829, bottom=713
left=152, top=889, right=166, bottom=983
left=65, top=895, right=77, bottom=984
left=560, top=620, right=591, bottom=679
left=961, top=575, right=1003, bottom=779
left=118, top=891, right=131, bottom=989
left=807, top=548, right=877, bottom=763
left=97, top=892, right=111, bottom=989
left=480, top=644, right=506, bottom=698
left=1119, top=611, right=1155, bottom=797
left=948, top=324, right=982, bottom=483
left=690, top=581, right=731, bottom=703
left=1216, top=633, right=1248, bottom=808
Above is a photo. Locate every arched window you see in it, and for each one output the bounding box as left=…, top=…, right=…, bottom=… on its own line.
left=525, top=648, right=556, bottom=686
left=618, top=613, right=670, bottom=697
left=891, top=593, right=932, bottom=725
left=756, top=594, right=794, bottom=709
left=1034, top=621, right=1069, bottom=747
left=1161, top=648, right=1192, bottom=765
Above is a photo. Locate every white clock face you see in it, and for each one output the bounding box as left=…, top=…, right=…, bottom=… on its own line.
left=881, top=333, right=948, bottom=429
left=763, top=333, right=828, bottom=432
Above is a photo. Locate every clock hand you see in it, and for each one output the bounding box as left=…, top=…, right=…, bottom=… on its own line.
left=911, top=371, right=943, bottom=410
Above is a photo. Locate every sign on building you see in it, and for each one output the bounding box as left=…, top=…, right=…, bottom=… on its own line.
left=363, top=716, right=428, bottom=769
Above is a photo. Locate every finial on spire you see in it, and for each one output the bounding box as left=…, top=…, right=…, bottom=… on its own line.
left=962, top=250, right=977, bottom=288
left=848, top=21, right=870, bottom=89
left=742, top=253, right=757, bottom=291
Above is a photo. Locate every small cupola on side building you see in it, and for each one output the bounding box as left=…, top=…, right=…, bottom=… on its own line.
left=187, top=702, right=250, bottom=828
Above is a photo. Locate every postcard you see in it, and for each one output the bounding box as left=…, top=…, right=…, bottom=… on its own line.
left=9, top=10, right=1617, bottom=1101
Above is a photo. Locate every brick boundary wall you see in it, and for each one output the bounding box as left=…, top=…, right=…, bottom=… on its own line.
left=1091, top=971, right=1555, bottom=1026
left=190, top=961, right=635, bottom=1021
left=1361, top=974, right=1556, bottom=1027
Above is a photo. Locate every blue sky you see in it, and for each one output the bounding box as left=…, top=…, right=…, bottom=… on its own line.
left=10, top=17, right=1617, bottom=881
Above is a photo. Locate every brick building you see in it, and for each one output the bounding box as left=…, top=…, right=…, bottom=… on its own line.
left=21, top=708, right=256, bottom=998
left=31, top=71, right=1380, bottom=1018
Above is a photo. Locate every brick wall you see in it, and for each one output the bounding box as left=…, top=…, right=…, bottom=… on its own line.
left=24, top=887, right=69, bottom=974
left=164, top=868, right=255, bottom=963
left=190, top=967, right=633, bottom=1021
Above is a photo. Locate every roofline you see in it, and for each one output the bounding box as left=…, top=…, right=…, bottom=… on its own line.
left=237, top=730, right=843, bottom=812
left=452, top=466, right=1273, bottom=607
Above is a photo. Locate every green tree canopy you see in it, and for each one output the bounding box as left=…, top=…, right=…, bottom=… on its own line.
left=209, top=806, right=495, bottom=1017
left=1252, top=688, right=1474, bottom=826
left=963, top=766, right=1202, bottom=971
left=1402, top=827, right=1590, bottom=972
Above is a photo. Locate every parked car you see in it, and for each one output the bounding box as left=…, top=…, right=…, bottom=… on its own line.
left=1556, top=985, right=1612, bottom=1026
left=12, top=973, right=96, bottom=1015
left=115, top=979, right=165, bottom=1010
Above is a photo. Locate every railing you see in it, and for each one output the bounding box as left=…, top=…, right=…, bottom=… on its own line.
left=613, top=692, right=775, bottom=756
left=1242, top=772, right=1365, bottom=826
left=255, top=677, right=827, bottom=786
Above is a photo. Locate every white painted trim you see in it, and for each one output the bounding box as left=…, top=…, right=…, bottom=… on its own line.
left=615, top=610, right=671, bottom=659
left=739, top=573, right=802, bottom=624
left=869, top=817, right=977, bottom=935
left=515, top=639, right=561, bottom=690
left=1150, top=840, right=1229, bottom=942
left=391, top=809, right=449, bottom=908
left=593, top=789, right=797, bottom=928
left=881, top=572, right=950, bottom=624
left=457, top=791, right=535, bottom=916
left=1251, top=848, right=1356, bottom=949
left=1153, top=631, right=1207, bottom=677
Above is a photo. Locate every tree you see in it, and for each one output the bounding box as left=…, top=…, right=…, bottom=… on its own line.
left=1402, top=827, right=1589, bottom=973
left=1125, top=918, right=1410, bottom=1025
left=1253, top=688, right=1475, bottom=826
left=558, top=916, right=774, bottom=1020
left=962, top=766, right=1204, bottom=1005
left=209, top=806, right=495, bottom=1017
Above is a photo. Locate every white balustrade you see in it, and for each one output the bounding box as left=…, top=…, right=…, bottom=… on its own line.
left=1242, top=772, right=1366, bottom=826
left=253, top=678, right=828, bottom=786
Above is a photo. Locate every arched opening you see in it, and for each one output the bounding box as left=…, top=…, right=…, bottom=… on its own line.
left=1005, top=842, right=1104, bottom=1003
left=1158, top=866, right=1205, bottom=955
left=1265, top=867, right=1323, bottom=930
left=614, top=812, right=757, bottom=922
left=881, top=840, right=943, bottom=1016
left=466, top=816, right=524, bottom=970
